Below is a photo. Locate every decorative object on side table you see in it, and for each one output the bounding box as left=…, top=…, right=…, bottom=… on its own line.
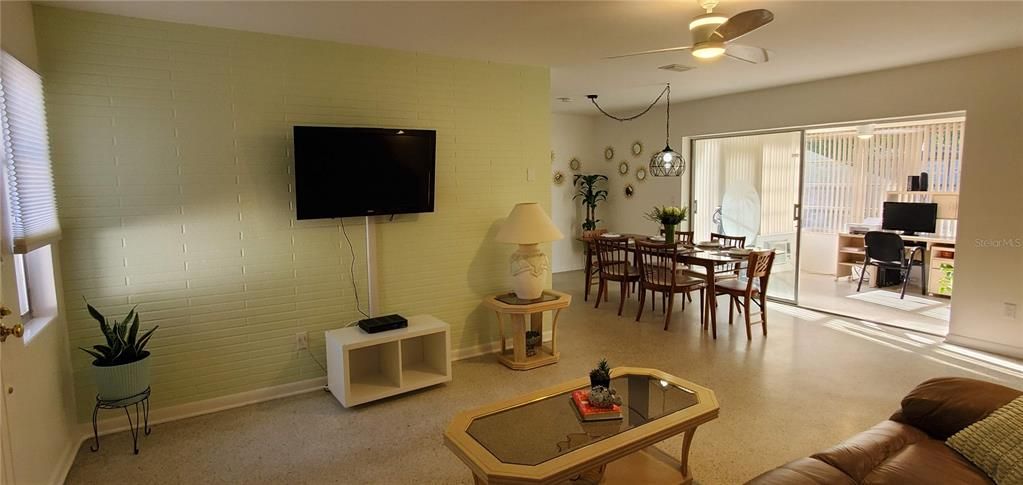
left=573, top=174, right=609, bottom=237
left=589, top=358, right=612, bottom=389
left=496, top=202, right=564, bottom=300
left=79, top=300, right=158, bottom=454
left=645, top=205, right=688, bottom=244
left=525, top=330, right=541, bottom=356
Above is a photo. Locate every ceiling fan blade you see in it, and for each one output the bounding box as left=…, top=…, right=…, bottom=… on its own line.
left=724, top=44, right=769, bottom=64
left=713, top=9, right=774, bottom=43
left=605, top=45, right=693, bottom=60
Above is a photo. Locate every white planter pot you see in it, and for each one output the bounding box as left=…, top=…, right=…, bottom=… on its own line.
left=92, top=353, right=151, bottom=400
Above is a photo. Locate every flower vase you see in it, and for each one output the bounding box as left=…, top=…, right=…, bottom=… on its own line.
left=663, top=224, right=676, bottom=244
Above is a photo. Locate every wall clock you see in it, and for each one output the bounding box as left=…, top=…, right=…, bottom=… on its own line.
left=618, top=160, right=629, bottom=176
left=636, top=168, right=647, bottom=182
left=631, top=141, right=643, bottom=157
left=604, top=146, right=615, bottom=161
left=569, top=158, right=581, bottom=171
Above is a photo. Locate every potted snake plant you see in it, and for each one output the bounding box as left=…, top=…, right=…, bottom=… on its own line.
left=79, top=301, right=158, bottom=400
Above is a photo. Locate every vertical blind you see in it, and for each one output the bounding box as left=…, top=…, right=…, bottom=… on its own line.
left=803, top=118, right=965, bottom=236
left=0, top=50, right=61, bottom=253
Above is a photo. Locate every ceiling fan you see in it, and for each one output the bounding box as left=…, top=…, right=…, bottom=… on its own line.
left=608, top=0, right=774, bottom=64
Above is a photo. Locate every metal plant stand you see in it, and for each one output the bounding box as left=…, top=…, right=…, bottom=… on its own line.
left=91, top=387, right=151, bottom=454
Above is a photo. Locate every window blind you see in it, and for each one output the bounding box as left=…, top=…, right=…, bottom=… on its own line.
left=803, top=118, right=964, bottom=236
left=1, top=51, right=60, bottom=253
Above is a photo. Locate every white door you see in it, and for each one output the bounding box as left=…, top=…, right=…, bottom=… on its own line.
left=0, top=235, right=24, bottom=484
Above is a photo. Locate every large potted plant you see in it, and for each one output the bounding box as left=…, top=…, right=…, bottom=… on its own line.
left=573, top=174, right=608, bottom=237
left=645, top=205, right=688, bottom=244
left=79, top=302, right=158, bottom=400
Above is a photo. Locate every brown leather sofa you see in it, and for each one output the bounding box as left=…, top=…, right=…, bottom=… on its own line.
left=748, top=377, right=1022, bottom=484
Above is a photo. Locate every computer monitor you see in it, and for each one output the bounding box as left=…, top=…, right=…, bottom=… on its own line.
left=882, top=202, right=938, bottom=236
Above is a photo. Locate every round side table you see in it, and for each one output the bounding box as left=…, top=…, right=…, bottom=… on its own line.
left=91, top=387, right=152, bottom=454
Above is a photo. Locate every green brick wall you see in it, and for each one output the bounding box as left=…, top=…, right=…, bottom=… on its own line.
left=34, top=6, right=551, bottom=420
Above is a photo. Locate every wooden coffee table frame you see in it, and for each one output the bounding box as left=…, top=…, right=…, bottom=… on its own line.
left=444, top=367, right=719, bottom=484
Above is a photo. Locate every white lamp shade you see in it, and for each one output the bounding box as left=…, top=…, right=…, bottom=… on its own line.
left=495, top=202, right=564, bottom=244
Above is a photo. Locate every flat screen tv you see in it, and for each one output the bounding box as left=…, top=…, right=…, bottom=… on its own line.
left=293, top=126, right=436, bottom=219
left=882, top=201, right=937, bottom=236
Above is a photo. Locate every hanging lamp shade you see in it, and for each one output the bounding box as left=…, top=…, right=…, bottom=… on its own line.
left=650, top=145, right=685, bottom=177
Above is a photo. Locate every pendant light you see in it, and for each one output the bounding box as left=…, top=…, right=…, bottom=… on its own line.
left=585, top=83, right=686, bottom=178
left=649, top=84, right=684, bottom=177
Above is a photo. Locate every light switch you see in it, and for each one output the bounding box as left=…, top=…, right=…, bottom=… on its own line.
left=526, top=168, right=536, bottom=182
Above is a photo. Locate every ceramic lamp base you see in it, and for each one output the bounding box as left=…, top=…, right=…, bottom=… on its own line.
left=509, top=243, right=549, bottom=300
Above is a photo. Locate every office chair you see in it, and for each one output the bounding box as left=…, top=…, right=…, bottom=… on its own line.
left=857, top=231, right=926, bottom=299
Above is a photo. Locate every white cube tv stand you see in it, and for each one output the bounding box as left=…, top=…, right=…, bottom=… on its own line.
left=325, top=314, right=451, bottom=407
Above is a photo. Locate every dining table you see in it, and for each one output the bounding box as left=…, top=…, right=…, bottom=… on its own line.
left=578, top=233, right=748, bottom=338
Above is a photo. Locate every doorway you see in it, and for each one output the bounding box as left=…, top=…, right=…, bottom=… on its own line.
left=796, top=117, right=964, bottom=335
left=690, top=131, right=802, bottom=302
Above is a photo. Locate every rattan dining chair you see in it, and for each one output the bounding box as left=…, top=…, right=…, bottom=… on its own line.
left=594, top=236, right=640, bottom=316
left=635, top=240, right=705, bottom=331
left=712, top=250, right=775, bottom=340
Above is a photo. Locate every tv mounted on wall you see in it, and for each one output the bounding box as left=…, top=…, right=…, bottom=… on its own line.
left=293, top=126, right=436, bottom=219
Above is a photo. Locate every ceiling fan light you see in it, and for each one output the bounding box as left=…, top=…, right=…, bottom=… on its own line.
left=692, top=41, right=726, bottom=59
left=689, top=13, right=729, bottom=31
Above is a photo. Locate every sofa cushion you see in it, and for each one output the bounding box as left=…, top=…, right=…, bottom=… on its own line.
left=861, top=439, right=993, bottom=485
left=893, top=377, right=1022, bottom=440
left=947, top=396, right=1023, bottom=484
left=746, top=457, right=856, bottom=485
left=809, top=420, right=928, bottom=481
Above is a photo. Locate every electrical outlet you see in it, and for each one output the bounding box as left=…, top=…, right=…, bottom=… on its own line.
left=295, top=331, right=308, bottom=351
left=1005, top=303, right=1018, bottom=320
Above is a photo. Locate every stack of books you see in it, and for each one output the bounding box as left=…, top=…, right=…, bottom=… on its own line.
left=571, top=389, right=622, bottom=421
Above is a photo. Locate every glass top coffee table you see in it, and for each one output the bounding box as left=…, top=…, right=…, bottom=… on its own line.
left=444, top=367, right=718, bottom=484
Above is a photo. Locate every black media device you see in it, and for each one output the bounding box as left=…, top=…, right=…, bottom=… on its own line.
left=881, top=202, right=938, bottom=236
left=358, top=314, right=408, bottom=334
left=293, top=126, right=436, bottom=219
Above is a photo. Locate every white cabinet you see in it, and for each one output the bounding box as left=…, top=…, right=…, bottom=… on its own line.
left=325, top=315, right=451, bottom=407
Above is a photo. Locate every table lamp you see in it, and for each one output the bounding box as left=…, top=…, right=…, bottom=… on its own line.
left=495, top=202, right=564, bottom=300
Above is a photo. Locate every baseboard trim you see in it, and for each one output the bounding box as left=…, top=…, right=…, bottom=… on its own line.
left=451, top=330, right=553, bottom=361
left=80, top=376, right=327, bottom=440
left=50, top=437, right=79, bottom=485
left=944, top=333, right=1023, bottom=359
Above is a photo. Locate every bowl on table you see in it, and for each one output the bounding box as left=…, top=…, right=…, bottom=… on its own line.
left=695, top=240, right=722, bottom=249
left=648, top=236, right=666, bottom=242
left=726, top=247, right=753, bottom=256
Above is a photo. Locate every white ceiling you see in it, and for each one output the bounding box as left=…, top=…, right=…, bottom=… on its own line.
left=42, top=1, right=1023, bottom=113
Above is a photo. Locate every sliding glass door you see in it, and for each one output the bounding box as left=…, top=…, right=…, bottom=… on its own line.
left=690, top=131, right=803, bottom=302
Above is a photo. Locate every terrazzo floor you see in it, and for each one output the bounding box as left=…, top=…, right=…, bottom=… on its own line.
left=64, top=270, right=1023, bottom=484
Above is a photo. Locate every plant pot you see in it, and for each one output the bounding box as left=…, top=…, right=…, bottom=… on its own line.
left=92, top=352, right=151, bottom=400
left=663, top=224, right=676, bottom=244
left=589, top=375, right=611, bottom=390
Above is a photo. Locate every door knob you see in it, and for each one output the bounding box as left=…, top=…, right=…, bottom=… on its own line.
left=0, top=306, right=23, bottom=342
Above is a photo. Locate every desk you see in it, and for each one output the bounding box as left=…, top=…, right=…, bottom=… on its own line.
left=836, top=232, right=956, bottom=296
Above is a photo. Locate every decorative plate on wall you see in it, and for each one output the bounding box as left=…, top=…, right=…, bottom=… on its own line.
left=569, top=158, right=581, bottom=171
left=624, top=184, right=635, bottom=198
left=631, top=141, right=643, bottom=157
left=636, top=167, right=647, bottom=182
left=604, top=146, right=615, bottom=161
left=553, top=171, right=565, bottom=185
left=618, top=160, right=629, bottom=176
